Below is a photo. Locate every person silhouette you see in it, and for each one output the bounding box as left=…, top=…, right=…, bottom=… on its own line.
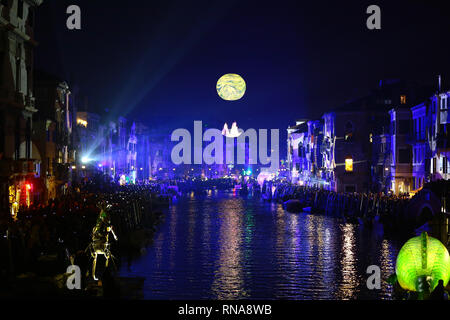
left=430, top=280, right=447, bottom=300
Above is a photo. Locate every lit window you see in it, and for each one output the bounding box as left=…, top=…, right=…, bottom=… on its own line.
left=77, top=119, right=88, bottom=127
left=345, top=158, right=353, bottom=172
left=400, top=95, right=406, bottom=104
left=441, top=97, right=447, bottom=110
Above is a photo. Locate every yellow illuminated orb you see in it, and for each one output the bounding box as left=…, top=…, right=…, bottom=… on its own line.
left=216, top=74, right=246, bottom=101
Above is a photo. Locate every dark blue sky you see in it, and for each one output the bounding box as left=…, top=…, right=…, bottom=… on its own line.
left=35, top=0, right=450, bottom=138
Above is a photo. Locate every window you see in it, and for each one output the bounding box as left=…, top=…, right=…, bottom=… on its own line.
left=398, top=148, right=411, bottom=164
left=17, top=0, right=23, bottom=19
left=345, top=157, right=353, bottom=172
left=413, top=119, right=417, bottom=138
left=400, top=95, right=407, bottom=104
left=15, top=44, right=21, bottom=91
left=419, top=117, right=424, bottom=139
left=416, top=118, right=421, bottom=139
left=441, top=97, right=447, bottom=110
left=443, top=157, right=448, bottom=174
left=27, top=8, right=34, bottom=26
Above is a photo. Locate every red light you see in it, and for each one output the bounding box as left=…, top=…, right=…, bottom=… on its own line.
left=25, top=183, right=32, bottom=191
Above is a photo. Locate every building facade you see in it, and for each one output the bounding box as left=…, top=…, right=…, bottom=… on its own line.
left=411, top=102, right=427, bottom=190
left=287, top=79, right=436, bottom=195
left=0, top=0, right=43, bottom=213
left=34, top=71, right=76, bottom=202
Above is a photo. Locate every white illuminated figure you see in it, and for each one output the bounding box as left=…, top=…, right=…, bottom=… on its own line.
left=222, top=122, right=242, bottom=138
left=221, top=123, right=229, bottom=136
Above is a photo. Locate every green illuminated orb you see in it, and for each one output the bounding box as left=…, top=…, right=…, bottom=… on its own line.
left=216, top=74, right=246, bottom=101
left=395, top=232, right=450, bottom=292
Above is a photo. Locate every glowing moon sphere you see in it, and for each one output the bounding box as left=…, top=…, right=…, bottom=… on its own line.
left=216, top=74, right=246, bottom=101
left=395, top=232, right=450, bottom=292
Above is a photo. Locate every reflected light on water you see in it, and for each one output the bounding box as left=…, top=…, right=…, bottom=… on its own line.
left=337, top=223, right=358, bottom=299
left=119, top=192, right=401, bottom=299
left=212, top=200, right=245, bottom=299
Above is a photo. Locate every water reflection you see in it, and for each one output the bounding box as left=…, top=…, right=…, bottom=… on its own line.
left=337, top=223, right=358, bottom=299
left=212, top=200, right=245, bottom=299
left=169, top=206, right=176, bottom=270
left=119, top=192, right=402, bottom=299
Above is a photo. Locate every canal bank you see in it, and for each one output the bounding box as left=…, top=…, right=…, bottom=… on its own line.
left=119, top=190, right=408, bottom=299
left=0, top=185, right=169, bottom=299
left=270, top=181, right=449, bottom=244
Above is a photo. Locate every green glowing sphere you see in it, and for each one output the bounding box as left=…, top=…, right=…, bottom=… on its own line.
left=395, top=232, right=450, bottom=292
left=216, top=74, right=246, bottom=101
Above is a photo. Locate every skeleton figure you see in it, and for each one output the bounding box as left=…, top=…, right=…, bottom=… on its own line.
left=88, top=201, right=118, bottom=280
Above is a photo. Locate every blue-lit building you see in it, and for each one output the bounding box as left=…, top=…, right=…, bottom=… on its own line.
left=411, top=90, right=450, bottom=190
left=288, top=79, right=437, bottom=194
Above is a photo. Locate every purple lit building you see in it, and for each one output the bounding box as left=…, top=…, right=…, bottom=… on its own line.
left=34, top=71, right=76, bottom=201
left=288, top=79, right=434, bottom=194
left=287, top=120, right=309, bottom=184
left=428, top=92, right=450, bottom=181
left=411, top=102, right=427, bottom=190
left=389, top=107, right=413, bottom=194
left=411, top=90, right=450, bottom=189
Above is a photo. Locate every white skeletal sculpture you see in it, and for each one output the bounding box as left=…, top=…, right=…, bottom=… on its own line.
left=88, top=207, right=118, bottom=281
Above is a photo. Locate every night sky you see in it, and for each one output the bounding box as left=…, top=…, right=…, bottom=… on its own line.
left=35, top=0, right=450, bottom=143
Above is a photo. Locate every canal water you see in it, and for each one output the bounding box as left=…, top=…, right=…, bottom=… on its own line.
left=119, top=191, right=406, bottom=299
